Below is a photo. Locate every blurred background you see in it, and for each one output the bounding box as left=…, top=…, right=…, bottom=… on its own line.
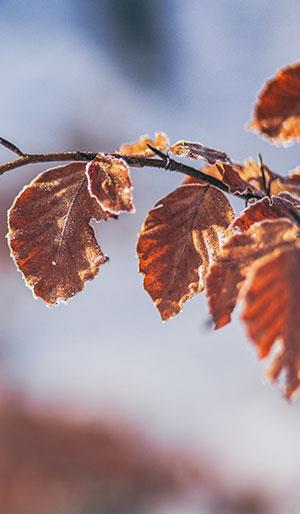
left=0, top=1, right=299, bottom=512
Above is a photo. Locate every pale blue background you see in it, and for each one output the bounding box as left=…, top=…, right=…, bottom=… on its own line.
left=0, top=1, right=299, bottom=512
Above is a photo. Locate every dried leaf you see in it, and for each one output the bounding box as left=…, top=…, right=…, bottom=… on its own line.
left=214, top=162, right=260, bottom=195
left=137, top=184, right=234, bottom=320
left=238, top=159, right=276, bottom=194
left=233, top=193, right=300, bottom=232
left=201, top=163, right=224, bottom=181
left=250, top=61, right=300, bottom=144
left=181, top=176, right=205, bottom=185
left=119, top=132, right=169, bottom=157
left=241, top=159, right=300, bottom=198
left=86, top=153, right=134, bottom=214
left=243, top=245, right=300, bottom=399
left=272, top=167, right=300, bottom=198
left=8, top=162, right=111, bottom=304
left=170, top=140, right=231, bottom=165
left=196, top=160, right=260, bottom=196
left=206, top=220, right=298, bottom=329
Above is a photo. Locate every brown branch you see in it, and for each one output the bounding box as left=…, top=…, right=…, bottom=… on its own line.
left=0, top=137, right=263, bottom=202
left=0, top=137, right=25, bottom=157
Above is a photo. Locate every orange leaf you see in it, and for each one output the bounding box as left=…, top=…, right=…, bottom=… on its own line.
left=170, top=140, right=231, bottom=165
left=206, top=220, right=298, bottom=329
left=8, top=162, right=111, bottom=304
left=233, top=193, right=300, bottom=232
left=86, top=154, right=134, bottom=215
left=181, top=176, right=205, bottom=185
left=230, top=158, right=300, bottom=198
left=137, top=184, right=234, bottom=320
left=119, top=132, right=169, bottom=157
left=214, top=162, right=260, bottom=195
left=243, top=245, right=300, bottom=399
left=171, top=145, right=260, bottom=195
left=249, top=61, right=300, bottom=144
left=272, top=167, right=300, bottom=198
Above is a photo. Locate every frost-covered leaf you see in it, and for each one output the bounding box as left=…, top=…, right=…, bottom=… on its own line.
left=250, top=61, right=300, bottom=144
left=86, top=154, right=134, bottom=214
left=137, top=184, right=234, bottom=320
left=233, top=193, right=300, bottom=231
left=119, top=132, right=169, bottom=157
left=243, top=245, right=300, bottom=399
left=8, top=162, right=111, bottom=304
left=206, top=220, right=298, bottom=329
left=206, top=162, right=260, bottom=195
left=239, top=159, right=300, bottom=198
left=170, top=140, right=231, bottom=165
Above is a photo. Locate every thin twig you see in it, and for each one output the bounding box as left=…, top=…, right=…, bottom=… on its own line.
left=0, top=136, right=263, bottom=202
left=0, top=137, right=25, bottom=157
left=258, top=153, right=271, bottom=198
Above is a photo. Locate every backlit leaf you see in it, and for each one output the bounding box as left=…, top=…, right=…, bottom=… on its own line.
left=205, top=162, right=260, bottom=195
left=137, top=184, right=234, bottom=320
left=206, top=220, right=298, bottom=329
left=86, top=153, right=134, bottom=214
left=272, top=167, right=300, bottom=198
left=243, top=245, right=300, bottom=399
left=119, top=132, right=169, bottom=157
left=170, top=140, right=231, bottom=165
left=233, top=193, right=300, bottom=232
left=240, top=159, right=300, bottom=198
left=250, top=61, right=300, bottom=144
left=8, top=162, right=111, bottom=304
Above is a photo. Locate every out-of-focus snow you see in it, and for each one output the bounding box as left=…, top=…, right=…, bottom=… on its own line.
left=0, top=1, right=300, bottom=512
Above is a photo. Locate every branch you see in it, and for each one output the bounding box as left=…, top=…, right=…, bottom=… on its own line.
left=0, top=137, right=263, bottom=202
left=0, top=137, right=25, bottom=157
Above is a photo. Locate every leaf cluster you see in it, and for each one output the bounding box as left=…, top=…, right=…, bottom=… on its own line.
left=4, top=62, right=300, bottom=399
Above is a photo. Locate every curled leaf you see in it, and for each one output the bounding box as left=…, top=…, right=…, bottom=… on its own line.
left=250, top=61, right=300, bottom=144
left=119, top=133, right=169, bottom=157
left=8, top=162, right=111, bottom=304
left=206, top=220, right=298, bottom=329
left=233, top=193, right=300, bottom=232
left=243, top=245, right=300, bottom=399
left=86, top=154, right=134, bottom=215
left=272, top=167, right=300, bottom=198
left=170, top=141, right=231, bottom=165
left=240, top=159, right=300, bottom=198
left=209, top=162, right=260, bottom=195
left=137, top=184, right=234, bottom=320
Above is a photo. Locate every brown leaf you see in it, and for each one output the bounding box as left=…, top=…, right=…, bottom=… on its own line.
left=181, top=176, right=206, bottom=186
left=238, top=159, right=275, bottom=194
left=206, top=219, right=298, bottom=329
left=249, top=61, right=300, bottom=144
left=119, top=132, right=169, bottom=157
left=240, top=159, right=300, bottom=198
left=272, top=167, right=300, bottom=198
left=213, top=162, right=260, bottom=195
left=233, top=193, right=300, bottom=232
left=242, top=245, right=300, bottom=399
left=201, top=163, right=224, bottom=181
left=86, top=153, right=134, bottom=214
left=170, top=140, right=231, bottom=165
left=171, top=142, right=261, bottom=196
left=8, top=162, right=111, bottom=305
left=137, top=184, right=234, bottom=320
left=189, top=159, right=260, bottom=196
